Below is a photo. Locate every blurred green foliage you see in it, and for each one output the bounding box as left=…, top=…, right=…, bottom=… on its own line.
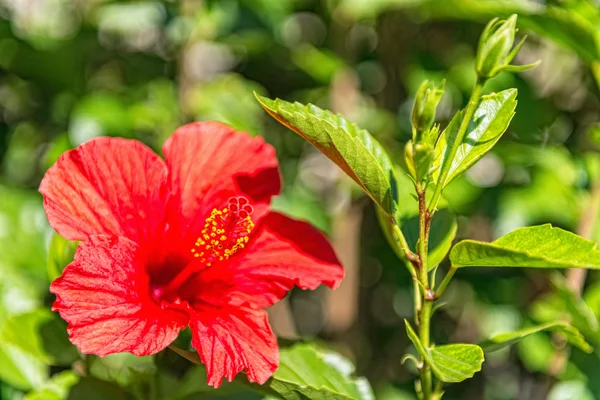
left=1, top=0, right=600, bottom=399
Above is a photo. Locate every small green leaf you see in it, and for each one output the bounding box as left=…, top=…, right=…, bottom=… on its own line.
left=47, top=233, right=78, bottom=281
left=451, top=224, right=600, bottom=269
left=404, top=320, right=484, bottom=383
left=481, top=322, right=592, bottom=353
left=428, top=344, right=485, bottom=383
left=498, top=60, right=542, bottom=74
left=433, top=89, right=517, bottom=189
left=255, top=93, right=398, bottom=216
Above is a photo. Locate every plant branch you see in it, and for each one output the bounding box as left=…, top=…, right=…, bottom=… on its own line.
left=428, top=78, right=485, bottom=213
left=416, top=185, right=435, bottom=399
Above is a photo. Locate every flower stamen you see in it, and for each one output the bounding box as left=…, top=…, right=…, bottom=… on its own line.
left=158, top=197, right=256, bottom=299
left=190, top=196, right=255, bottom=266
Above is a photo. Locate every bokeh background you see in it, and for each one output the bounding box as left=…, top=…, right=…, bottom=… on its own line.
left=1, top=0, right=600, bottom=399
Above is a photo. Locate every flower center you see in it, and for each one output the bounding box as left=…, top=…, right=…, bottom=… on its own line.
left=190, top=196, right=255, bottom=267
left=152, top=196, right=255, bottom=304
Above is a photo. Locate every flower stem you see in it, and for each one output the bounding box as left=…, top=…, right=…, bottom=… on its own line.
left=428, top=78, right=485, bottom=213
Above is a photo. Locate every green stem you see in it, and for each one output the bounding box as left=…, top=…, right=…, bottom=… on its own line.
left=392, top=222, right=418, bottom=267
left=417, top=186, right=434, bottom=399
left=428, top=78, right=485, bottom=213
left=435, top=266, right=456, bottom=299
left=393, top=221, right=423, bottom=325
left=419, top=300, right=434, bottom=398
left=406, top=260, right=422, bottom=323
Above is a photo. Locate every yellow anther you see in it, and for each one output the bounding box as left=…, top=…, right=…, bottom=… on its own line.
left=190, top=204, right=255, bottom=266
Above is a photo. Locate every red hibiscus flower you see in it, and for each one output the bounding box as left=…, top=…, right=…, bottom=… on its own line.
left=40, top=122, right=344, bottom=387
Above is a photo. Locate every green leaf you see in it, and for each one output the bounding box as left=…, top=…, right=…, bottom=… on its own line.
left=433, top=89, right=517, bottom=189
left=67, top=377, right=128, bottom=400
left=519, top=5, right=600, bottom=64
left=271, top=343, right=374, bottom=400
left=550, top=273, right=599, bottom=334
left=47, top=233, right=78, bottom=282
left=404, top=320, right=484, bottom=383
left=39, top=314, right=80, bottom=366
left=451, top=224, right=600, bottom=269
left=0, top=310, right=53, bottom=390
left=481, top=322, right=592, bottom=353
left=530, top=273, right=599, bottom=343
left=170, top=343, right=373, bottom=400
left=89, top=353, right=156, bottom=387
left=255, top=93, right=398, bottom=216
left=24, top=371, right=79, bottom=400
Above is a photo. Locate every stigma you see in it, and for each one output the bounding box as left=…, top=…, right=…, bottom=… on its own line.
left=191, top=196, right=255, bottom=266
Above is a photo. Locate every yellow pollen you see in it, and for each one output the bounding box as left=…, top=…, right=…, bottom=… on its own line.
left=190, top=201, right=255, bottom=266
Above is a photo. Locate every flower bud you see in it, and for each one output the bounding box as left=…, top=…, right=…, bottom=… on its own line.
left=476, top=15, right=539, bottom=79
left=412, top=80, right=444, bottom=143
left=405, top=141, right=435, bottom=184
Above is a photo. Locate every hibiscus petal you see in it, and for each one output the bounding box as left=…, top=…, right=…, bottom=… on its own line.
left=40, top=137, right=167, bottom=243
left=190, top=306, right=278, bottom=387
left=198, top=212, right=345, bottom=309
left=162, top=122, right=280, bottom=245
left=51, top=235, right=187, bottom=356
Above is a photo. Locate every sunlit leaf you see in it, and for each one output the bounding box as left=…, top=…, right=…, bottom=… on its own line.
left=271, top=343, right=374, bottom=400
left=255, top=93, right=398, bottom=216
left=433, top=89, right=517, bottom=189
left=451, top=224, right=600, bottom=269
left=404, top=320, right=484, bottom=383
left=481, top=321, right=592, bottom=353
left=170, top=343, right=374, bottom=399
